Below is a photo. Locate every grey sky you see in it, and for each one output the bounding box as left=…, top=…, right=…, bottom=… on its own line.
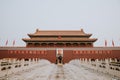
left=0, top=0, right=120, bottom=47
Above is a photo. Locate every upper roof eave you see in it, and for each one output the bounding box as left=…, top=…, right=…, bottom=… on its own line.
left=27, top=29, right=93, bottom=37
left=28, top=33, right=92, bottom=37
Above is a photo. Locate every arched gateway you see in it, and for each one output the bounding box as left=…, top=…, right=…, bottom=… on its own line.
left=0, top=29, right=120, bottom=63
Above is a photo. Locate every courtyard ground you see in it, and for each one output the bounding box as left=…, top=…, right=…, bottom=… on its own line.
left=0, top=59, right=120, bottom=80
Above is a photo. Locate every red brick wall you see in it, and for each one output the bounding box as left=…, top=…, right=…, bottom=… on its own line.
left=63, top=50, right=73, bottom=63
left=0, top=50, right=9, bottom=59
left=0, top=49, right=120, bottom=63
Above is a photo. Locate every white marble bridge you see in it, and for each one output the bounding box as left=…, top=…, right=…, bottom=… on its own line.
left=0, top=59, right=120, bottom=80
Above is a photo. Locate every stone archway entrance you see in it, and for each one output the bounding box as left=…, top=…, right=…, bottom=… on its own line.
left=56, top=49, right=63, bottom=64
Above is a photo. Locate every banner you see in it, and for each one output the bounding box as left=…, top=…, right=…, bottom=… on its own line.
left=112, top=40, right=114, bottom=47
left=13, top=40, right=15, bottom=46
left=5, top=40, right=8, bottom=46
left=105, top=40, right=107, bottom=47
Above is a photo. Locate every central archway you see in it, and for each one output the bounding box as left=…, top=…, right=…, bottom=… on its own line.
left=56, top=49, right=63, bottom=64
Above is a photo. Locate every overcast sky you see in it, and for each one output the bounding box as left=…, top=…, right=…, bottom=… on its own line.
left=0, top=0, right=120, bottom=47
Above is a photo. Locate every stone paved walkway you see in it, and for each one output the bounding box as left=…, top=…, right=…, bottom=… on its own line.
left=0, top=60, right=119, bottom=80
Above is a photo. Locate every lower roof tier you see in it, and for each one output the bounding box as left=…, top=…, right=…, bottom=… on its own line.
left=22, top=38, right=97, bottom=42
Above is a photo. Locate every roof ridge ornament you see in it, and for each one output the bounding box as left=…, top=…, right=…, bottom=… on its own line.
left=80, top=28, right=85, bottom=33
left=35, top=28, right=39, bottom=34
left=36, top=29, right=39, bottom=32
